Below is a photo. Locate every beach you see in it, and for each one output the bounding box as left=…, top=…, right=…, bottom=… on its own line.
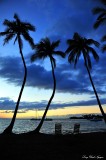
left=0, top=132, right=106, bottom=160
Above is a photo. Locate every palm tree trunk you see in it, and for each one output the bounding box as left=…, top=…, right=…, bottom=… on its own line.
left=3, top=35, right=27, bottom=134
left=83, top=54, right=106, bottom=123
left=33, top=57, right=56, bottom=133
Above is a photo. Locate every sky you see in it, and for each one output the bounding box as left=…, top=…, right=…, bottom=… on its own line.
left=0, top=0, right=106, bottom=118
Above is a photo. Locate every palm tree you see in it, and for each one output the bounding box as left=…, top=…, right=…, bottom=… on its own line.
left=65, top=32, right=106, bottom=123
left=92, top=0, right=106, bottom=29
left=0, top=13, right=35, bottom=134
left=31, top=37, right=65, bottom=133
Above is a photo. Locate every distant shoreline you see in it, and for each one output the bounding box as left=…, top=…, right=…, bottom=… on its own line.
left=0, top=113, right=103, bottom=120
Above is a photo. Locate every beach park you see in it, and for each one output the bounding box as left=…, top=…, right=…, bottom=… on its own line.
left=0, top=0, right=106, bottom=159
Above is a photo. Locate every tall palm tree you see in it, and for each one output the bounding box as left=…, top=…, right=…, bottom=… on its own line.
left=0, top=13, right=35, bottom=134
left=92, top=0, right=106, bottom=29
left=66, top=32, right=106, bottom=123
left=31, top=37, right=65, bottom=133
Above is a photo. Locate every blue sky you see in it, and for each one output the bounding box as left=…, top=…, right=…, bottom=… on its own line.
left=0, top=0, right=106, bottom=118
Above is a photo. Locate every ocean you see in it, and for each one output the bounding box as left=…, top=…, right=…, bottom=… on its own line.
left=0, top=118, right=106, bottom=134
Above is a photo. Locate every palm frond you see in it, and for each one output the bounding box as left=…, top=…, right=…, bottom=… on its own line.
left=35, top=41, right=47, bottom=54
left=3, top=33, right=15, bottom=45
left=31, top=53, right=38, bottom=62
left=88, top=47, right=99, bottom=61
left=14, top=35, right=18, bottom=44
left=51, top=40, right=60, bottom=50
left=101, top=44, right=106, bottom=52
left=0, top=31, right=9, bottom=36
left=4, top=28, right=12, bottom=33
left=67, top=39, right=74, bottom=44
left=14, top=13, right=20, bottom=23
left=35, top=44, right=45, bottom=52
left=66, top=40, right=75, bottom=51
left=31, top=52, right=44, bottom=62
left=87, top=39, right=100, bottom=47
left=73, top=32, right=81, bottom=40
left=53, top=51, right=65, bottom=58
left=65, top=45, right=76, bottom=53
left=3, top=19, right=13, bottom=27
left=74, top=50, right=81, bottom=68
left=68, top=49, right=77, bottom=64
left=42, top=37, right=50, bottom=45
left=92, top=7, right=106, bottom=14
left=65, top=46, right=71, bottom=54
left=93, top=18, right=106, bottom=28
left=97, top=12, right=106, bottom=20
left=23, top=32, right=35, bottom=48
left=101, top=35, right=106, bottom=41
left=23, top=22, right=36, bottom=31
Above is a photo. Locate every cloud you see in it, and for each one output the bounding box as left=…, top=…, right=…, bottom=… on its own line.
left=0, top=96, right=106, bottom=111
left=0, top=97, right=15, bottom=110
left=0, top=54, right=106, bottom=96
left=1, top=109, right=28, bottom=114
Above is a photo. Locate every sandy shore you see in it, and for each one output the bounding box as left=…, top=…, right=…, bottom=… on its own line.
left=0, top=132, right=106, bottom=160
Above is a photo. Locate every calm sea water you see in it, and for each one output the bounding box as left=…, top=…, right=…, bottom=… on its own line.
left=0, top=119, right=106, bottom=134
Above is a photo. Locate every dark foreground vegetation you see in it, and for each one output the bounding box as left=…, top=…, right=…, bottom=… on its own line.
left=0, top=132, right=106, bottom=160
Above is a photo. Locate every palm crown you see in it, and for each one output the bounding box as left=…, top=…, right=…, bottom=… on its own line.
left=66, top=32, right=100, bottom=69
left=31, top=37, right=65, bottom=68
left=0, top=13, right=35, bottom=48
left=92, top=0, right=106, bottom=29
left=65, top=33, right=106, bottom=123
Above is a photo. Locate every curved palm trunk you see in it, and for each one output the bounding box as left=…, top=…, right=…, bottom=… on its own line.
left=83, top=54, right=106, bottom=123
left=33, top=57, right=56, bottom=133
left=3, top=35, right=27, bottom=134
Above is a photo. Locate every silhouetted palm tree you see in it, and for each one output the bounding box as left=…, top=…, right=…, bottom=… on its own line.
left=31, top=37, right=65, bottom=133
left=66, top=32, right=106, bottom=123
left=0, top=13, right=35, bottom=134
left=92, top=0, right=106, bottom=29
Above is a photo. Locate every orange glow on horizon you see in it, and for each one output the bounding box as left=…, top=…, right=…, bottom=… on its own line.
left=0, top=105, right=106, bottom=118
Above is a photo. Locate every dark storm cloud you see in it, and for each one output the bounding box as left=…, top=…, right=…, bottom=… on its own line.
left=0, top=55, right=106, bottom=96
left=0, top=56, right=23, bottom=85
left=0, top=56, right=94, bottom=94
